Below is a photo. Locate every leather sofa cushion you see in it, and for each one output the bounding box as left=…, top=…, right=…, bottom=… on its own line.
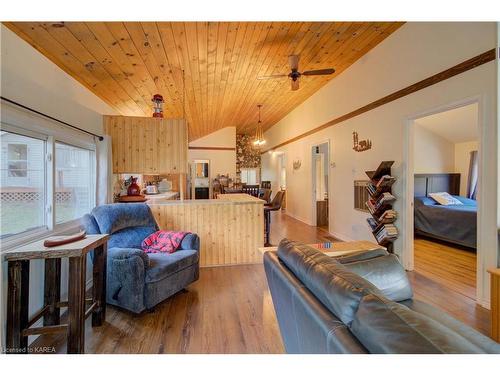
left=350, top=294, right=487, bottom=353
left=401, top=299, right=500, bottom=353
left=336, top=248, right=389, bottom=264
left=277, top=239, right=381, bottom=325
left=264, top=251, right=368, bottom=353
left=146, top=250, right=199, bottom=283
left=342, top=254, right=413, bottom=302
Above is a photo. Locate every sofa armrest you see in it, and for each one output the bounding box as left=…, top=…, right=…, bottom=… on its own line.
left=108, top=247, right=150, bottom=268
left=179, top=233, right=200, bottom=252
left=106, top=247, right=147, bottom=313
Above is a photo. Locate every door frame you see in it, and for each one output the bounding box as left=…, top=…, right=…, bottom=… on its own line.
left=191, top=159, right=210, bottom=199
left=311, top=139, right=331, bottom=228
left=402, top=94, right=497, bottom=308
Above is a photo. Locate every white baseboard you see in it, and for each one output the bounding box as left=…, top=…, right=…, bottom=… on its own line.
left=283, top=211, right=313, bottom=226
left=283, top=212, right=353, bottom=242
left=478, top=296, right=491, bottom=310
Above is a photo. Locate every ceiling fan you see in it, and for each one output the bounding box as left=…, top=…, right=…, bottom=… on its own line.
left=257, top=55, right=335, bottom=91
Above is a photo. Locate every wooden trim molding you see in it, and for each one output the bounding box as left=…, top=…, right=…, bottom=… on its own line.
left=489, top=268, right=500, bottom=342
left=262, top=48, right=496, bottom=154
left=188, top=146, right=236, bottom=151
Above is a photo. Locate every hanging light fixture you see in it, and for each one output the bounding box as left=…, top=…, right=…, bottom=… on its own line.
left=253, top=104, right=266, bottom=147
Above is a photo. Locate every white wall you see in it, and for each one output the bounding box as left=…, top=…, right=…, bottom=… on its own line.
left=261, top=22, right=498, bottom=306
left=188, top=126, right=236, bottom=178
left=413, top=122, right=478, bottom=197
left=0, top=25, right=116, bottom=134
left=1, top=24, right=118, bottom=348
left=414, top=124, right=455, bottom=174
left=455, top=141, right=479, bottom=196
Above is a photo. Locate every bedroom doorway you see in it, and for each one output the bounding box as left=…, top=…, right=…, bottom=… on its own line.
left=311, top=141, right=330, bottom=229
left=405, top=100, right=480, bottom=302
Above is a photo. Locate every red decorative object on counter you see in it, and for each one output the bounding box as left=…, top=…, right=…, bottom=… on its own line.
left=127, top=176, right=141, bottom=196
left=152, top=94, right=164, bottom=118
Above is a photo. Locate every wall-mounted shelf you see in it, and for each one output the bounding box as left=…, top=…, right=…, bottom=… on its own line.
left=365, top=161, right=398, bottom=253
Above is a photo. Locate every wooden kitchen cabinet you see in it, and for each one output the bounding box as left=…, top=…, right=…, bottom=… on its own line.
left=104, top=116, right=188, bottom=174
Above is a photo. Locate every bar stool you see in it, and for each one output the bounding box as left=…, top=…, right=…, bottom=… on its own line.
left=264, top=191, right=285, bottom=246
left=259, top=188, right=272, bottom=203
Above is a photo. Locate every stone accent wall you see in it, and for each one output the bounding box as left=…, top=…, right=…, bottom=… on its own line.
left=236, top=134, right=261, bottom=179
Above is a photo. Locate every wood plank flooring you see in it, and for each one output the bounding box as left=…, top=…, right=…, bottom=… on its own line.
left=30, top=211, right=490, bottom=353
left=32, top=264, right=284, bottom=354
left=414, top=237, right=477, bottom=300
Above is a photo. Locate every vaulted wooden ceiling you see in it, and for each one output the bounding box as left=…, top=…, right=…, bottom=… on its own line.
left=4, top=22, right=403, bottom=140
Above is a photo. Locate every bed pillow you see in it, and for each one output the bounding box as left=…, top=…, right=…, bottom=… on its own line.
left=453, top=195, right=477, bottom=206
left=429, top=192, right=463, bottom=206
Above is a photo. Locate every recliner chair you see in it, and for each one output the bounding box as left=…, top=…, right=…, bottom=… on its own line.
left=82, top=203, right=200, bottom=313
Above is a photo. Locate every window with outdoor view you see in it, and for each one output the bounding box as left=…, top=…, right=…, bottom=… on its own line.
left=1, top=131, right=46, bottom=238
left=55, top=142, right=95, bottom=224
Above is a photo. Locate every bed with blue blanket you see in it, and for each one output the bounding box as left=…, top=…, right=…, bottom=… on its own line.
left=414, top=173, right=476, bottom=249
left=414, top=195, right=477, bottom=249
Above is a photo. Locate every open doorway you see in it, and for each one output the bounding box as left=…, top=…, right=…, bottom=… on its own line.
left=311, top=141, right=329, bottom=229
left=409, top=102, right=479, bottom=300
left=277, top=152, right=287, bottom=209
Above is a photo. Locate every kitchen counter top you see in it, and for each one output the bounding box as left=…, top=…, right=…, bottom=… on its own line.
left=147, top=193, right=264, bottom=206
left=144, top=191, right=179, bottom=202
left=217, top=193, right=265, bottom=203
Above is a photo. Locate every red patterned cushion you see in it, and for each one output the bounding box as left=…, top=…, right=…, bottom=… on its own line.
left=141, top=230, right=190, bottom=254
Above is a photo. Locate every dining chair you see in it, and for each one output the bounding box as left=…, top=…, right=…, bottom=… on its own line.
left=242, top=184, right=260, bottom=197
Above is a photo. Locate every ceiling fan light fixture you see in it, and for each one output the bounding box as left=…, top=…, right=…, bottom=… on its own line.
left=256, top=54, right=335, bottom=92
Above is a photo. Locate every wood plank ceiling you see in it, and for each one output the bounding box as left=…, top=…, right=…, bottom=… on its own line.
left=4, top=22, right=403, bottom=140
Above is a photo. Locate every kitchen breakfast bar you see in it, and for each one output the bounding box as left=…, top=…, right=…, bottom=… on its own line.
left=148, top=194, right=265, bottom=267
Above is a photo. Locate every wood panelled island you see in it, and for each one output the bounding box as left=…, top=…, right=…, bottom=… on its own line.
left=148, top=194, right=264, bottom=267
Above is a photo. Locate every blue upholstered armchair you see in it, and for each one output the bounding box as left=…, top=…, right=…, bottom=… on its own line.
left=82, top=203, right=200, bottom=313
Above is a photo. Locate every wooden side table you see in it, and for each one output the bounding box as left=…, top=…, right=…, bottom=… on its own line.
left=3, top=234, right=109, bottom=354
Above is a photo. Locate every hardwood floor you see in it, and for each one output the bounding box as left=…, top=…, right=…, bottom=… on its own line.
left=414, top=237, right=476, bottom=300
left=31, top=211, right=490, bottom=353
left=32, top=264, right=285, bottom=354
left=411, top=237, right=490, bottom=336
left=269, top=210, right=338, bottom=245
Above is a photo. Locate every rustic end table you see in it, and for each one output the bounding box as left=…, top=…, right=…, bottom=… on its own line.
left=3, top=234, right=109, bottom=354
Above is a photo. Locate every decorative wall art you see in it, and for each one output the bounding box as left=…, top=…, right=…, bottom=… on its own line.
left=352, top=131, right=372, bottom=152
left=236, top=134, right=261, bottom=179
left=293, top=159, right=302, bottom=170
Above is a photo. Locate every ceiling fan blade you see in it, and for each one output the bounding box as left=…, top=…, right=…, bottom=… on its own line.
left=288, top=55, right=299, bottom=71
left=257, top=74, right=288, bottom=80
left=291, top=79, right=300, bottom=91
left=302, top=68, right=336, bottom=76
